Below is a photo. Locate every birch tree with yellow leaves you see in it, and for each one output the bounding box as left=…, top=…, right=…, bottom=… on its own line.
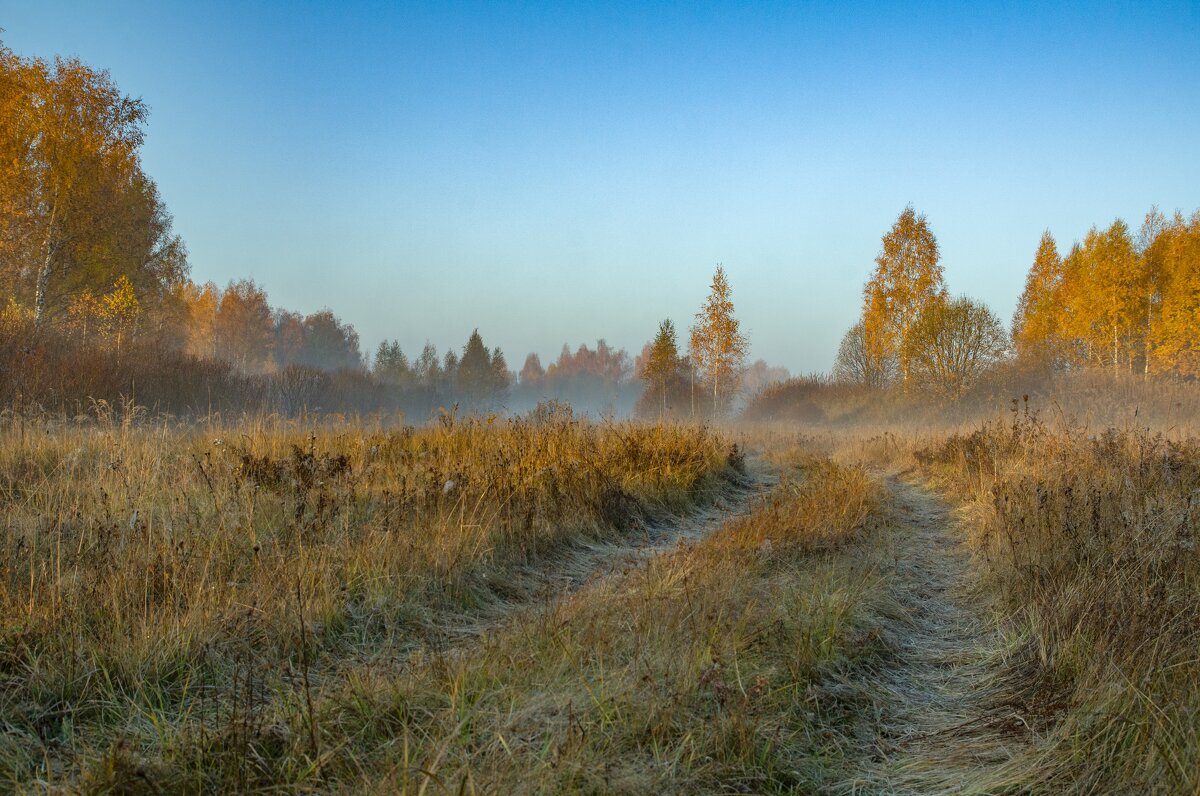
left=862, top=207, right=947, bottom=386
left=689, top=265, right=748, bottom=416
left=0, top=39, right=186, bottom=326
left=1150, top=212, right=1200, bottom=376
left=1061, top=221, right=1141, bottom=377
left=1009, top=209, right=1200, bottom=379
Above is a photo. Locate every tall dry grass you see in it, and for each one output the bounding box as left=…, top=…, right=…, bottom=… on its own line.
left=0, top=407, right=737, bottom=790
left=71, top=450, right=887, bottom=793
left=918, top=411, right=1200, bottom=792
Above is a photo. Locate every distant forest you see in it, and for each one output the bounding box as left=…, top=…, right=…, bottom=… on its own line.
left=0, top=39, right=790, bottom=419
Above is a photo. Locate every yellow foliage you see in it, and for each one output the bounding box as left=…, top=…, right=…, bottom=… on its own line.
left=862, top=206, right=946, bottom=385
left=1151, top=213, right=1200, bottom=376
left=689, top=265, right=748, bottom=415
left=0, top=297, right=33, bottom=327
left=66, top=289, right=104, bottom=337
left=1014, top=210, right=1200, bottom=378
left=1012, top=230, right=1066, bottom=366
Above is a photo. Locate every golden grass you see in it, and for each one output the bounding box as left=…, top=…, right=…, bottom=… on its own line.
left=0, top=408, right=743, bottom=790
left=917, top=412, right=1200, bottom=793
left=739, top=384, right=1200, bottom=793
left=22, top=386, right=1197, bottom=792
left=76, top=451, right=886, bottom=793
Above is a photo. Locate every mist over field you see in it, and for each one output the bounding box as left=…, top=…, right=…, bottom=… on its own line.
left=3, top=4, right=1200, bottom=793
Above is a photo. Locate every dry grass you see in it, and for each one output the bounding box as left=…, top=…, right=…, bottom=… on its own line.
left=0, top=407, right=745, bottom=791
left=917, top=411, right=1200, bottom=793
left=234, top=454, right=887, bottom=794
left=20, top=380, right=1197, bottom=792
left=742, top=382, right=1200, bottom=793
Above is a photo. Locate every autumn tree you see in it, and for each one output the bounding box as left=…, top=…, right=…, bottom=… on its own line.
left=519, top=353, right=545, bottom=391
left=66, top=289, right=104, bottom=340
left=638, top=319, right=686, bottom=417
left=414, top=343, right=442, bottom=389
left=689, top=266, right=748, bottom=416
left=1151, top=212, right=1200, bottom=376
left=101, top=275, right=140, bottom=356
left=0, top=42, right=42, bottom=299
left=862, top=207, right=946, bottom=386
left=180, top=281, right=219, bottom=359
left=296, top=309, right=362, bottom=370
left=905, top=296, right=1008, bottom=399
left=1063, top=221, right=1141, bottom=376
left=1012, top=231, right=1067, bottom=368
left=1009, top=214, right=1182, bottom=379
left=741, top=359, right=790, bottom=397
left=0, top=42, right=186, bottom=325
left=543, top=340, right=632, bottom=412
left=271, top=309, right=305, bottom=367
left=214, top=279, right=274, bottom=372
left=1135, top=207, right=1171, bottom=376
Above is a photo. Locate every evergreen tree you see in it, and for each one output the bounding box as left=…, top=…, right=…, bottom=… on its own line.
left=639, top=319, right=683, bottom=416
left=1012, top=230, right=1066, bottom=368
left=490, top=347, right=512, bottom=399
left=456, top=329, right=493, bottom=408
left=442, top=349, right=460, bottom=398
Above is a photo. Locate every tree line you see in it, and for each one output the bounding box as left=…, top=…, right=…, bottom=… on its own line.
left=1013, top=209, right=1200, bottom=378
left=833, top=204, right=1200, bottom=403
left=1, top=38, right=794, bottom=419
left=0, top=40, right=370, bottom=375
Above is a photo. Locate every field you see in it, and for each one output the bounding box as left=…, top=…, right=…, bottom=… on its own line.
left=4, top=6, right=1198, bottom=793
left=2, top=395, right=1199, bottom=794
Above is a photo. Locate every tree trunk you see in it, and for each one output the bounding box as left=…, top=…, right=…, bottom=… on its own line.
left=712, top=333, right=720, bottom=415
left=33, top=200, right=58, bottom=327
left=689, top=362, right=694, bottom=419
left=1113, top=321, right=1119, bottom=381
left=712, top=368, right=719, bottom=417
left=1145, top=294, right=1153, bottom=380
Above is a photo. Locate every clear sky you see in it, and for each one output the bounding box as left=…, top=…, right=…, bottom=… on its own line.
left=3, top=1, right=1199, bottom=373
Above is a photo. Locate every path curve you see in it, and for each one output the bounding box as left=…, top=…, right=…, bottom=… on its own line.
left=427, top=463, right=774, bottom=649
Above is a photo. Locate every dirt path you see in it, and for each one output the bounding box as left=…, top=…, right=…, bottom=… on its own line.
left=837, top=477, right=1035, bottom=795
left=426, top=464, right=775, bottom=648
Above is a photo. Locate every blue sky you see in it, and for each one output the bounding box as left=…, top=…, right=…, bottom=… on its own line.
left=3, top=1, right=1199, bottom=373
